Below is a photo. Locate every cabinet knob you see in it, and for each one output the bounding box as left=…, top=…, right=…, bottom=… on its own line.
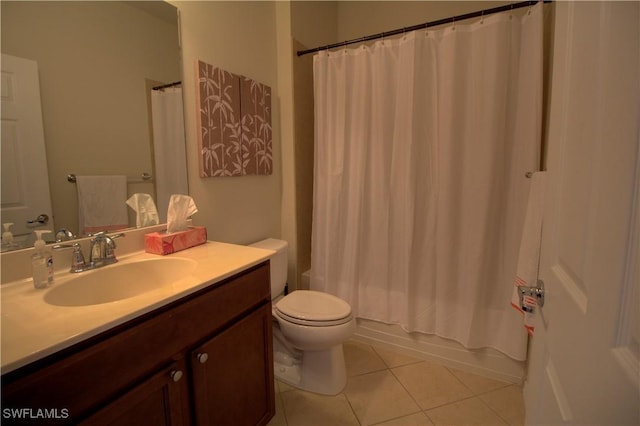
left=197, top=352, right=209, bottom=364
left=170, top=369, right=183, bottom=382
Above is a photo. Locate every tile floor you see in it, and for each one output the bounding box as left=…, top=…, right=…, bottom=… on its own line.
left=268, top=340, right=525, bottom=426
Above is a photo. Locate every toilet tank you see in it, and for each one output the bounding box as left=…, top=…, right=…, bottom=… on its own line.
left=249, top=238, right=288, bottom=298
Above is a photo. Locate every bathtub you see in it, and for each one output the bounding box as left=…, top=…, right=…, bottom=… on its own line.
left=301, top=269, right=525, bottom=383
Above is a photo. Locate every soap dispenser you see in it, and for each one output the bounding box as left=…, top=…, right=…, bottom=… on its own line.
left=32, top=230, right=54, bottom=289
left=2, top=223, right=16, bottom=250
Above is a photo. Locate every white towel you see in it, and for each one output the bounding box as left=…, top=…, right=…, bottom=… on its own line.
left=76, top=175, right=128, bottom=236
left=511, top=171, right=547, bottom=335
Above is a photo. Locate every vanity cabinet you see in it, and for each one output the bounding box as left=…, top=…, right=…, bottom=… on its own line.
left=1, top=262, right=275, bottom=425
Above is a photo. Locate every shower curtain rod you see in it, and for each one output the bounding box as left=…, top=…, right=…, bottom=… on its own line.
left=152, top=81, right=182, bottom=91
left=296, top=0, right=550, bottom=57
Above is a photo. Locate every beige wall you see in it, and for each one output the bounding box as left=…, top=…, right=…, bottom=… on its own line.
left=171, top=1, right=339, bottom=288
left=335, top=1, right=510, bottom=41
left=289, top=2, right=338, bottom=287
left=291, top=42, right=315, bottom=287
left=172, top=1, right=282, bottom=247
left=276, top=2, right=298, bottom=288
left=291, top=1, right=338, bottom=50
left=1, top=1, right=180, bottom=236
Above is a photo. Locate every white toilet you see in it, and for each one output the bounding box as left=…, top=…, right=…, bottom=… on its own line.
left=250, top=238, right=355, bottom=395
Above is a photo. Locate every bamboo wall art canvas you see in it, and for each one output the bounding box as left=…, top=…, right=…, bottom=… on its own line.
left=196, top=60, right=272, bottom=177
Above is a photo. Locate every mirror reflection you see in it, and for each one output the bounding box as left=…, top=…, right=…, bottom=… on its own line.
left=1, top=1, right=187, bottom=251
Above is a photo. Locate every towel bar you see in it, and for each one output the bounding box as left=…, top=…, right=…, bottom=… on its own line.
left=67, top=173, right=153, bottom=183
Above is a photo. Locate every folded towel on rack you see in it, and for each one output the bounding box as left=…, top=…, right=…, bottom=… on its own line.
left=511, top=171, right=547, bottom=335
left=76, top=175, right=128, bottom=236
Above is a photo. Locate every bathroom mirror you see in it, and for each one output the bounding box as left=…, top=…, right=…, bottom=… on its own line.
left=0, top=1, right=185, bottom=250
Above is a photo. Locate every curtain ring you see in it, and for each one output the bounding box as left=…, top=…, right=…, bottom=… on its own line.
left=480, top=10, right=484, bottom=24
left=452, top=16, right=456, bottom=31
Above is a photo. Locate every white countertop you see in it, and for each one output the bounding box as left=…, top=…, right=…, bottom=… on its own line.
left=1, top=241, right=273, bottom=374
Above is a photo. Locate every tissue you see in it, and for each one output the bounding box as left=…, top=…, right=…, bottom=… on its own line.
left=144, top=226, right=207, bottom=255
left=126, top=193, right=160, bottom=228
left=144, top=194, right=206, bottom=255
left=166, top=194, right=198, bottom=234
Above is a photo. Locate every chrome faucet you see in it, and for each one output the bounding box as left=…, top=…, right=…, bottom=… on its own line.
left=89, top=232, right=125, bottom=267
left=55, top=228, right=76, bottom=242
left=53, top=232, right=125, bottom=273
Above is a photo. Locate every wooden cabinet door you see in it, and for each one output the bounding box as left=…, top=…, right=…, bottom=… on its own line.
left=190, top=304, right=275, bottom=426
left=79, top=360, right=191, bottom=426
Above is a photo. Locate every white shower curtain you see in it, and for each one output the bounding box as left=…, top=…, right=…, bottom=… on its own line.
left=311, top=4, right=542, bottom=361
left=151, top=87, right=188, bottom=222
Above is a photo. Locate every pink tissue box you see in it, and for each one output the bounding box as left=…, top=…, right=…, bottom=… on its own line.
left=144, top=226, right=207, bottom=255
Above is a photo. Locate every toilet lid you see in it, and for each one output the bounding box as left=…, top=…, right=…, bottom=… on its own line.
left=275, top=290, right=352, bottom=322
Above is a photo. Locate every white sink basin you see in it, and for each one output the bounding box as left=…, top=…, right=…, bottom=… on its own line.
left=44, top=258, right=197, bottom=307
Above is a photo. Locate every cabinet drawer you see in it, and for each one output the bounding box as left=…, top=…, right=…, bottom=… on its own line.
left=171, top=261, right=271, bottom=344
left=2, top=262, right=270, bottom=424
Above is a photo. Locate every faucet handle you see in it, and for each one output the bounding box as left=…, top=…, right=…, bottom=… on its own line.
left=89, top=231, right=125, bottom=242
left=53, top=243, right=87, bottom=273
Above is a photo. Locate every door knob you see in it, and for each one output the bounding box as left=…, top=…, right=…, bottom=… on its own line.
left=27, top=214, right=49, bottom=226
left=518, top=279, right=545, bottom=312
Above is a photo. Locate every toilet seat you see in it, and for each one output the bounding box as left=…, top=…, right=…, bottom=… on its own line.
left=275, top=309, right=353, bottom=327
left=275, top=290, right=352, bottom=327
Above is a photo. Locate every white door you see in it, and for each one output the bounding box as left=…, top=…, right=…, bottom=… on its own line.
left=524, top=2, right=639, bottom=425
left=1, top=53, right=55, bottom=246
